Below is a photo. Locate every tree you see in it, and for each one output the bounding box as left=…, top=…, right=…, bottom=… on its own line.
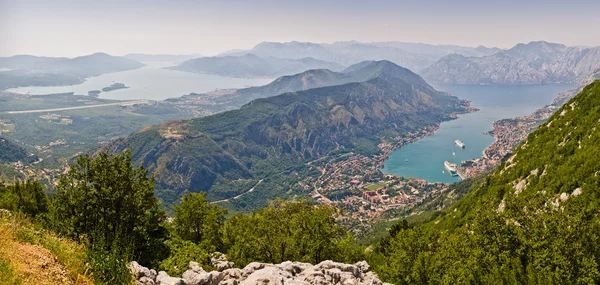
left=223, top=199, right=355, bottom=267
left=173, top=192, right=227, bottom=251
left=0, top=180, right=49, bottom=217
left=52, top=150, right=167, bottom=267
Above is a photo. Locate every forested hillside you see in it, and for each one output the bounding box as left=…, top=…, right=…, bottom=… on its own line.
left=0, top=137, right=32, bottom=163
left=373, top=80, right=600, bottom=284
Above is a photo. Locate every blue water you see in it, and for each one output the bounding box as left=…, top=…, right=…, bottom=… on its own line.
left=381, top=84, right=574, bottom=183
left=5, top=62, right=274, bottom=101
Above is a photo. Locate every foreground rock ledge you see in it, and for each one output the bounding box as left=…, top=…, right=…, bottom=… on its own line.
left=129, top=259, right=391, bottom=285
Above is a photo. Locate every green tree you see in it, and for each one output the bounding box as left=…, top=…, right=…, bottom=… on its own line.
left=0, top=180, right=49, bottom=217
left=173, top=192, right=227, bottom=251
left=52, top=150, right=167, bottom=268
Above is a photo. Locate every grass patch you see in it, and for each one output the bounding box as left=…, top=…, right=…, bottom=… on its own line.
left=0, top=256, right=20, bottom=285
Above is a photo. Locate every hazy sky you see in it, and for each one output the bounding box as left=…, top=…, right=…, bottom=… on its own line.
left=1, top=0, right=599, bottom=57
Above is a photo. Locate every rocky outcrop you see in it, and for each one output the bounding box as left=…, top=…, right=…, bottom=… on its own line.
left=130, top=258, right=390, bottom=285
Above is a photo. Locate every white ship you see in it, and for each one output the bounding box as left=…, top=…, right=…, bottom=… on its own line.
left=444, top=161, right=459, bottom=176
left=455, top=140, right=465, bottom=148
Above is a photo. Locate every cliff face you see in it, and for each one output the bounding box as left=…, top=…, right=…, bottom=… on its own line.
left=422, top=41, right=600, bottom=85
left=106, top=61, right=470, bottom=205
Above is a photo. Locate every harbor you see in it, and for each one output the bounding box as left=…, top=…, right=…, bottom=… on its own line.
left=381, top=83, right=573, bottom=183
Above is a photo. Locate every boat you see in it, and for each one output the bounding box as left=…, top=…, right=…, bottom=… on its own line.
left=455, top=140, right=465, bottom=148
left=444, top=161, right=459, bottom=176
left=452, top=151, right=456, bottom=156
left=405, top=159, right=408, bottom=162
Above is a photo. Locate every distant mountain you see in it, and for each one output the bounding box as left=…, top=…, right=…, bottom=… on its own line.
left=169, top=54, right=344, bottom=77
left=123, top=53, right=202, bottom=63
left=221, top=41, right=502, bottom=72
left=106, top=61, right=471, bottom=206
left=422, top=41, right=600, bottom=85
left=0, top=53, right=145, bottom=90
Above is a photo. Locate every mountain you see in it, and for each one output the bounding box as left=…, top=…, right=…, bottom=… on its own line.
left=123, top=53, right=202, bottom=63
left=169, top=54, right=344, bottom=77
left=422, top=41, right=600, bottom=85
left=0, top=53, right=145, bottom=90
left=191, top=60, right=425, bottom=110
left=374, top=80, right=600, bottom=283
left=106, top=61, right=470, bottom=206
left=221, top=41, right=502, bottom=73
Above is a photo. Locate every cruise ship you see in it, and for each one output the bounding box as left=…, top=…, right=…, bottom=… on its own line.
left=444, top=161, right=459, bottom=176
left=455, top=140, right=465, bottom=148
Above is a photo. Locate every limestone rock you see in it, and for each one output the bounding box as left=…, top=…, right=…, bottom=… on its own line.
left=131, top=254, right=388, bottom=285
left=156, top=271, right=185, bottom=285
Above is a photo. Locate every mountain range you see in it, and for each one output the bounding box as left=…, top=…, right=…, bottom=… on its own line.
left=221, top=41, right=501, bottom=73
left=0, top=53, right=144, bottom=90
left=422, top=41, right=600, bottom=85
left=168, top=54, right=344, bottom=77
left=123, top=53, right=202, bottom=64
left=106, top=61, right=471, bottom=206
left=179, top=60, right=436, bottom=111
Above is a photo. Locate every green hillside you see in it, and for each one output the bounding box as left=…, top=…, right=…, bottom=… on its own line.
left=106, top=61, right=471, bottom=208
left=0, top=137, right=32, bottom=164
left=373, top=80, right=600, bottom=284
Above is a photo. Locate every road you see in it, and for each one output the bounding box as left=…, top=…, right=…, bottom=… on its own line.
left=210, top=179, right=264, bottom=204
left=2, top=100, right=151, bottom=114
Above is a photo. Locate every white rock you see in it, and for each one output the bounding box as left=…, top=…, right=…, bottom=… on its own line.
left=156, top=271, right=185, bottom=285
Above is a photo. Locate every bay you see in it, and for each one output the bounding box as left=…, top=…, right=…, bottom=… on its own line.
left=5, top=62, right=275, bottom=101
left=381, top=84, right=574, bottom=183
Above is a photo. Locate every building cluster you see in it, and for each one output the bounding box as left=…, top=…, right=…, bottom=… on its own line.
left=305, top=125, right=448, bottom=222
left=39, top=113, right=73, bottom=125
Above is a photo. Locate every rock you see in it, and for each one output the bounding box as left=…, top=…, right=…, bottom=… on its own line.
left=182, top=261, right=224, bottom=285
left=354, top=261, right=369, bottom=274
left=211, top=252, right=234, bottom=271
left=131, top=255, right=387, bottom=285
left=156, top=271, right=185, bottom=285
left=315, top=260, right=361, bottom=278
left=129, top=261, right=157, bottom=281
left=240, top=266, right=290, bottom=285
left=243, top=262, right=272, bottom=275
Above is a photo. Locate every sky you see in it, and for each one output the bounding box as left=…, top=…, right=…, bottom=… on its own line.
left=1, top=0, right=599, bottom=57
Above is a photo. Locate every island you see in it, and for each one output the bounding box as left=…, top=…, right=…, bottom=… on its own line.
left=88, top=90, right=101, bottom=97
left=102, top=83, right=129, bottom=92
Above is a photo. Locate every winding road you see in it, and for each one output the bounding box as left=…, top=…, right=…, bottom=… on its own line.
left=210, top=179, right=264, bottom=204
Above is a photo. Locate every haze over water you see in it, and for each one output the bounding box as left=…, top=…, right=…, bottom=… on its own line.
left=381, top=83, right=574, bottom=183
left=5, top=62, right=275, bottom=101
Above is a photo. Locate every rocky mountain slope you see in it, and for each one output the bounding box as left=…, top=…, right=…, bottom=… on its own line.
left=106, top=61, right=470, bottom=206
left=169, top=54, right=344, bottom=78
left=221, top=41, right=500, bottom=73
left=422, top=41, right=600, bottom=84
left=375, top=80, right=600, bottom=283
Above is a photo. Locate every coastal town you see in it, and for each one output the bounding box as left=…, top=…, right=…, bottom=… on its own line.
left=300, top=124, right=449, bottom=223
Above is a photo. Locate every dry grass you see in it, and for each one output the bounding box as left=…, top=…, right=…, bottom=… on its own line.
left=0, top=213, right=94, bottom=285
